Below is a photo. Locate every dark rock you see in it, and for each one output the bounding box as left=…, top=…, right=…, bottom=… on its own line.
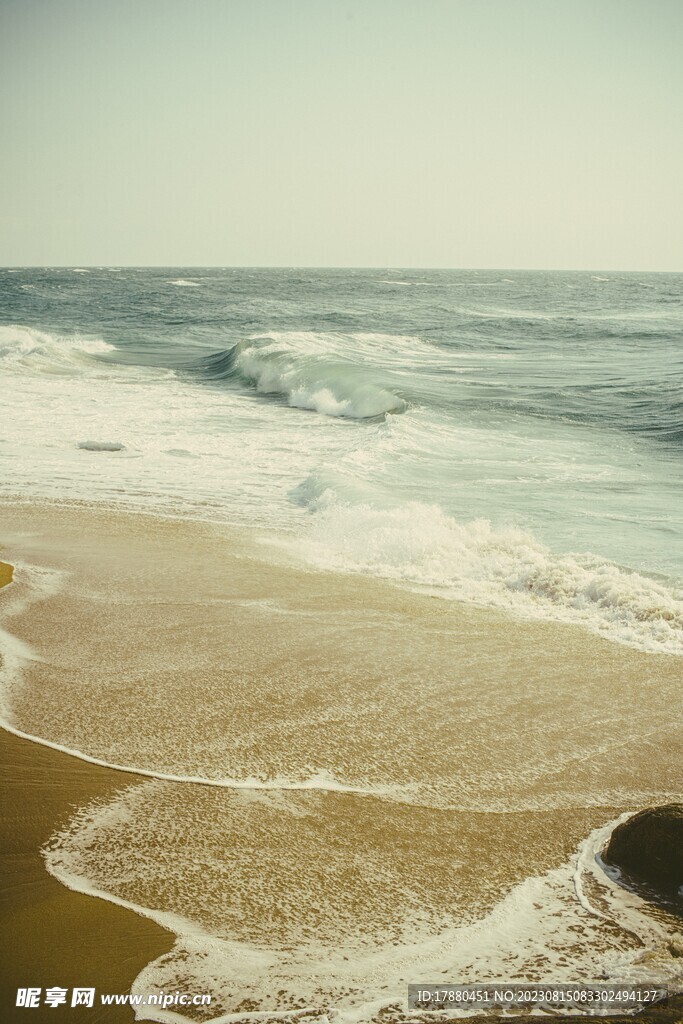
left=603, top=804, right=683, bottom=895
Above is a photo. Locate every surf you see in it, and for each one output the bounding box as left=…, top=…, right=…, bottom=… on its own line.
left=195, top=333, right=413, bottom=419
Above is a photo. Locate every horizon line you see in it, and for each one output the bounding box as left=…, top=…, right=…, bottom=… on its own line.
left=2, top=264, right=682, bottom=274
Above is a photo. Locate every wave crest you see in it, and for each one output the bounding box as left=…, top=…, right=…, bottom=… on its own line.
left=292, top=486, right=683, bottom=654
left=0, top=325, right=114, bottom=375
left=198, top=333, right=408, bottom=420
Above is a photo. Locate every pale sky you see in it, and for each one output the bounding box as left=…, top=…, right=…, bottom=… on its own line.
left=1, top=0, right=682, bottom=269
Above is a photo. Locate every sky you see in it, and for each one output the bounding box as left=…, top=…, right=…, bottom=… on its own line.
left=1, top=0, right=682, bottom=269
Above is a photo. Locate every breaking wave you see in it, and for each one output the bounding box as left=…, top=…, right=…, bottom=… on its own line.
left=291, top=482, right=683, bottom=655
left=197, top=333, right=410, bottom=419
left=0, top=324, right=114, bottom=375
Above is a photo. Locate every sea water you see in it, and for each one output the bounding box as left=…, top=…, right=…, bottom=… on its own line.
left=1, top=268, right=682, bottom=1021
left=1, top=267, right=682, bottom=653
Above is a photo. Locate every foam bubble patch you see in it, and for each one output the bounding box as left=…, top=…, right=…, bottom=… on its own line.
left=43, top=789, right=683, bottom=1023
left=0, top=324, right=114, bottom=375
left=292, top=497, right=683, bottom=655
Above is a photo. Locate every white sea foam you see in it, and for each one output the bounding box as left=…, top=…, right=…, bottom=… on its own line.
left=42, top=797, right=683, bottom=1023
left=170, top=279, right=201, bottom=287
left=290, top=492, right=683, bottom=655
left=233, top=334, right=411, bottom=419
left=0, top=326, right=386, bottom=528
left=4, top=318, right=678, bottom=631
left=0, top=324, right=114, bottom=375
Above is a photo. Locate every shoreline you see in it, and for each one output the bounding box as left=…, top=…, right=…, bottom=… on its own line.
left=1, top=504, right=682, bottom=1023
left=0, top=639, right=174, bottom=1024
left=2, top=726, right=681, bottom=1024
left=0, top=559, right=175, bottom=1022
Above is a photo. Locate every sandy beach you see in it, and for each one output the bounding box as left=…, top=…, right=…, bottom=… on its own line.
left=0, top=726, right=174, bottom=1023
left=1, top=727, right=681, bottom=1023
left=1, top=550, right=174, bottom=1022
left=0, top=500, right=681, bottom=1022
left=2, top=726, right=681, bottom=1024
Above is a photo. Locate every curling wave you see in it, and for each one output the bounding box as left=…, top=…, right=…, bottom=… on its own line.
left=197, top=332, right=409, bottom=419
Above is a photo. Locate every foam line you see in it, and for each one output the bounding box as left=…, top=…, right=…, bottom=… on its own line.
left=44, top=807, right=682, bottom=1024
left=0, top=711, right=386, bottom=797
left=0, top=564, right=388, bottom=799
left=45, top=845, right=326, bottom=1024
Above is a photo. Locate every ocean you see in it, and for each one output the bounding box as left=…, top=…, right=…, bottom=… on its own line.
left=1, top=266, right=682, bottom=653
left=0, top=267, right=682, bottom=1021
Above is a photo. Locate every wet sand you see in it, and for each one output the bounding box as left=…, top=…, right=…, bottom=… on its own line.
left=1, top=551, right=173, bottom=1021
left=0, top=727, right=174, bottom=1022
left=0, top=559, right=13, bottom=589
left=2, top=500, right=681, bottom=811
left=0, top=504, right=681, bottom=1022
left=1, top=717, right=681, bottom=1024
